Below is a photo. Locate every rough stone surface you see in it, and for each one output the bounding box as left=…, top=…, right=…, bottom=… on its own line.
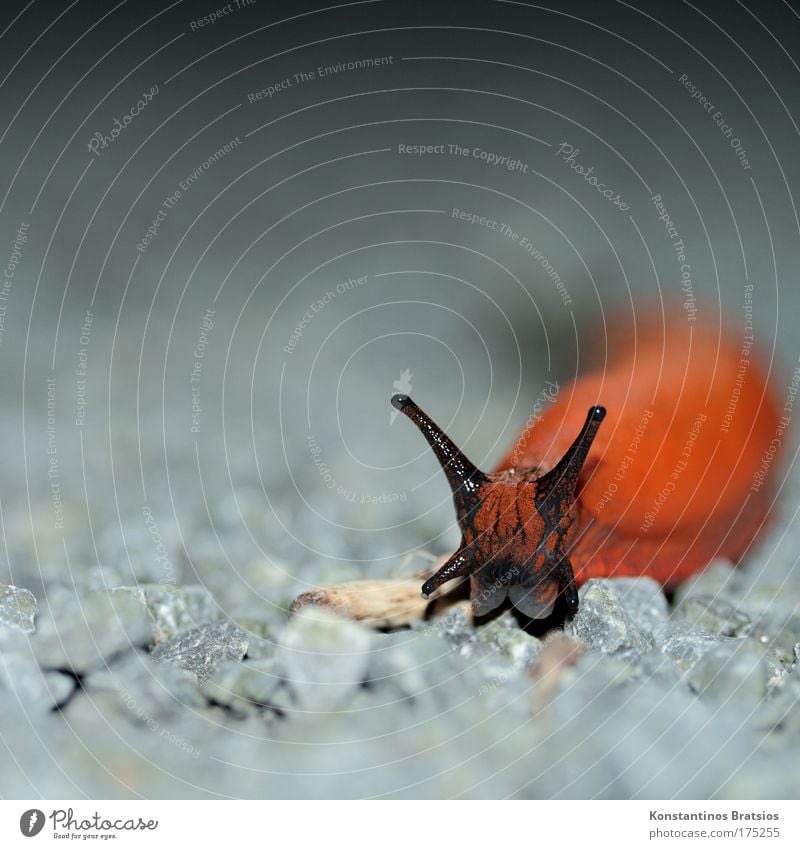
left=746, top=614, right=800, bottom=667
left=202, top=657, right=281, bottom=714
left=472, top=610, right=543, bottom=669
left=413, top=603, right=474, bottom=645
left=85, top=649, right=206, bottom=714
left=672, top=559, right=739, bottom=604
left=605, top=577, right=668, bottom=635
left=275, top=607, right=372, bottom=711
left=45, top=671, right=77, bottom=708
left=151, top=621, right=249, bottom=683
left=31, top=587, right=152, bottom=673
left=0, top=585, right=38, bottom=634
left=673, top=594, right=752, bottom=637
left=567, top=579, right=653, bottom=654
left=230, top=614, right=280, bottom=660
left=659, top=633, right=737, bottom=672
left=687, top=642, right=771, bottom=710
left=140, top=584, right=222, bottom=643
left=0, top=654, right=75, bottom=711
left=753, top=675, right=800, bottom=734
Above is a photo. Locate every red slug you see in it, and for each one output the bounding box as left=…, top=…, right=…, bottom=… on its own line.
left=391, top=314, right=783, bottom=619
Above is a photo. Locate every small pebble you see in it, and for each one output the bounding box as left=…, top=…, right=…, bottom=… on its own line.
left=0, top=585, right=38, bottom=634
left=151, top=621, right=249, bottom=683
left=567, top=579, right=653, bottom=654
left=274, top=607, right=372, bottom=711
left=687, top=642, right=770, bottom=710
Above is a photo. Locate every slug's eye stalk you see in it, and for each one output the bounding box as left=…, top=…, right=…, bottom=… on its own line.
left=535, top=405, right=606, bottom=510
left=390, top=394, right=489, bottom=520
left=392, top=394, right=606, bottom=620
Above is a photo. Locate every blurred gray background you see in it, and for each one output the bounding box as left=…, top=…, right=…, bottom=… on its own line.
left=3, top=0, right=798, bottom=586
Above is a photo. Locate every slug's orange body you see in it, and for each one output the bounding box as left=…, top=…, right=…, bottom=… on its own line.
left=495, top=317, right=782, bottom=590
left=392, top=315, right=783, bottom=620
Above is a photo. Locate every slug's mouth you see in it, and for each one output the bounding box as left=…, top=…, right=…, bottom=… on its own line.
left=507, top=583, right=557, bottom=619
left=469, top=566, right=558, bottom=618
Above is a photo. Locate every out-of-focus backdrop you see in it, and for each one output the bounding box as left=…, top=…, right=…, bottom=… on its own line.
left=1, top=0, right=799, bottom=799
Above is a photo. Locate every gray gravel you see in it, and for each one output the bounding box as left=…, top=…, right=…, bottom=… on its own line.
left=2, top=453, right=800, bottom=799
left=3, top=535, right=800, bottom=799
left=565, top=579, right=655, bottom=653
left=30, top=587, right=153, bottom=674
left=0, top=585, right=37, bottom=634
left=151, top=622, right=249, bottom=684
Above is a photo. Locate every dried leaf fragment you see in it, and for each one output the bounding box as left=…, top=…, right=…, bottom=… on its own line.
left=290, top=578, right=432, bottom=629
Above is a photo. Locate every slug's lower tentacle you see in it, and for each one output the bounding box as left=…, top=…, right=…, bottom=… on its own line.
left=420, top=548, right=475, bottom=599
left=551, top=556, right=579, bottom=616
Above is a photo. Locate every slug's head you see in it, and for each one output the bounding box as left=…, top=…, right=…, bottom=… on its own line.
left=391, top=394, right=605, bottom=619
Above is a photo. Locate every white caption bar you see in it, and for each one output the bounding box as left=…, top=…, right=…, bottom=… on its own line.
left=1, top=799, right=798, bottom=847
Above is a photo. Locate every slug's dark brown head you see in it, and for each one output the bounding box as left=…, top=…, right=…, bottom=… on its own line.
left=391, top=394, right=605, bottom=619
